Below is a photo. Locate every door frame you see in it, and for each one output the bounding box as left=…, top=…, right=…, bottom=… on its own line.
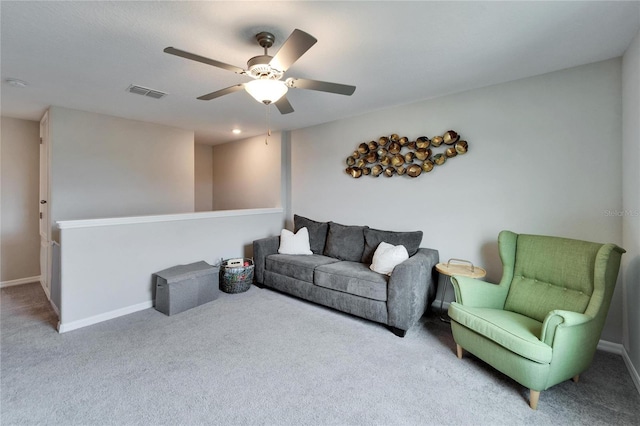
left=39, top=110, right=51, bottom=298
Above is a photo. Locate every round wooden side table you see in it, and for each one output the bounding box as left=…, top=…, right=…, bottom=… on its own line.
left=436, top=258, right=486, bottom=322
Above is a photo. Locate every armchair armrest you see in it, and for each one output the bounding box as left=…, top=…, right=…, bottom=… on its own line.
left=540, top=310, right=593, bottom=347
left=450, top=276, right=508, bottom=309
left=541, top=310, right=601, bottom=382
left=252, top=236, right=280, bottom=284
left=387, top=248, right=439, bottom=331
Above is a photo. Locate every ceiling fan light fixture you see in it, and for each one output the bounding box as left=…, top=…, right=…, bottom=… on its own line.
left=164, top=28, right=354, bottom=115
left=244, top=79, right=288, bottom=104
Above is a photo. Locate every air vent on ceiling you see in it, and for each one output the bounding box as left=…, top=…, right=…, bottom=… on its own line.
left=126, top=84, right=167, bottom=99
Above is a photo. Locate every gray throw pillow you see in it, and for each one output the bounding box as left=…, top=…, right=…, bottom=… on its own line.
left=361, top=228, right=423, bottom=264
left=294, top=215, right=329, bottom=255
left=324, top=222, right=367, bottom=262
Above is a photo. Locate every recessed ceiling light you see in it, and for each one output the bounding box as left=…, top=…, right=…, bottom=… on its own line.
left=232, top=129, right=242, bottom=135
left=5, top=78, right=28, bottom=88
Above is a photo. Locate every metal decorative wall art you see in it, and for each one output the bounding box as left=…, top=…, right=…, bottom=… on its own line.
left=345, top=131, right=468, bottom=178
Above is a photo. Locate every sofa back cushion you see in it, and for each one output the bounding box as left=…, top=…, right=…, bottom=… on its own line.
left=323, top=222, right=367, bottom=262
left=294, top=215, right=329, bottom=255
left=361, top=228, right=423, bottom=264
left=504, top=234, right=601, bottom=322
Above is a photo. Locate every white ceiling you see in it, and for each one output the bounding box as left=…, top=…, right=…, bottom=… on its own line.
left=1, top=1, right=639, bottom=145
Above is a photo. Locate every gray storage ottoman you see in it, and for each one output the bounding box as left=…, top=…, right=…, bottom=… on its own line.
left=154, top=261, right=220, bottom=315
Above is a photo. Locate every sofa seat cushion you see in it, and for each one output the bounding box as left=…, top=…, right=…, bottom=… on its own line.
left=314, top=261, right=389, bottom=302
left=266, top=254, right=339, bottom=283
left=449, top=303, right=552, bottom=364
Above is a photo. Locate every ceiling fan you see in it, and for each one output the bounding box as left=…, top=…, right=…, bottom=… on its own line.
left=164, top=29, right=356, bottom=114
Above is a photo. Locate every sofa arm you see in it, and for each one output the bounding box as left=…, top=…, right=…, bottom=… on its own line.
left=253, top=236, right=280, bottom=284
left=387, top=248, right=439, bottom=332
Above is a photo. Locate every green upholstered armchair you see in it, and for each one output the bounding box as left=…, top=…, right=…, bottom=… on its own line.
left=448, top=230, right=625, bottom=409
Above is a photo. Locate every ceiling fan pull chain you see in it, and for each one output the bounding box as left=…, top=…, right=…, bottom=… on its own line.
left=265, top=104, right=271, bottom=145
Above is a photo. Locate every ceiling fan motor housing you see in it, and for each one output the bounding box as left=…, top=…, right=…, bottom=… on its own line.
left=247, top=55, right=283, bottom=80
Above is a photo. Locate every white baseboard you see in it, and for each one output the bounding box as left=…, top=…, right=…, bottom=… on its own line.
left=57, top=300, right=153, bottom=333
left=597, top=340, right=640, bottom=395
left=49, top=300, right=60, bottom=317
left=622, top=346, right=640, bottom=395
left=0, top=276, right=42, bottom=288
left=432, top=300, right=451, bottom=311
left=597, top=339, right=623, bottom=354
left=40, top=280, right=51, bottom=299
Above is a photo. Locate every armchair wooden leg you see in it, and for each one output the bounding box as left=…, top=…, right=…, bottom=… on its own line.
left=572, top=375, right=579, bottom=383
left=529, top=390, right=540, bottom=410
left=456, top=344, right=463, bottom=359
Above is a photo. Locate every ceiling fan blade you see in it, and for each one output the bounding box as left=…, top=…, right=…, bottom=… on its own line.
left=197, top=84, right=244, bottom=101
left=164, top=47, right=245, bottom=74
left=269, top=29, right=317, bottom=72
left=275, top=96, right=294, bottom=114
left=288, top=78, right=356, bottom=96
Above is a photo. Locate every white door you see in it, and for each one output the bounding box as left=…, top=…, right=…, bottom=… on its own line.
left=39, top=111, right=51, bottom=297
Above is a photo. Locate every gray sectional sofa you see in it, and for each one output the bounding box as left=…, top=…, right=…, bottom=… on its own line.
left=253, top=215, right=439, bottom=336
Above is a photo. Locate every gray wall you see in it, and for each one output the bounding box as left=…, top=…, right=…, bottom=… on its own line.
left=194, top=143, right=214, bottom=211
left=290, top=59, right=625, bottom=343
left=211, top=133, right=281, bottom=210
left=622, top=28, right=640, bottom=380
left=49, top=106, right=195, bottom=238
left=0, top=117, right=41, bottom=282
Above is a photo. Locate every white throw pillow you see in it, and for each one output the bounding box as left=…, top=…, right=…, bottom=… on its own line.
left=278, top=227, right=313, bottom=255
left=370, top=242, right=409, bottom=275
